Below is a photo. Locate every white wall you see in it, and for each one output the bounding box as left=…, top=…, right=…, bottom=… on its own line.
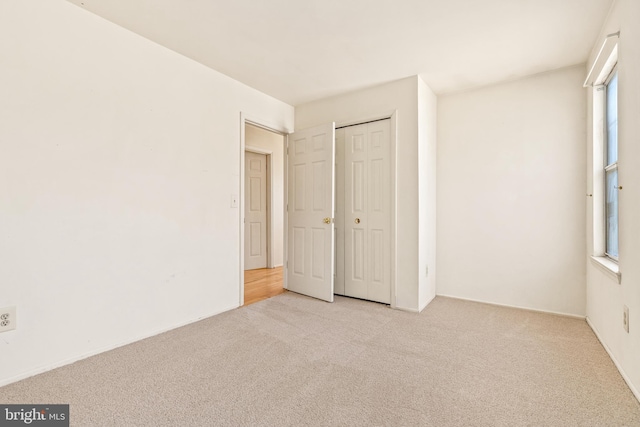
left=418, top=78, right=438, bottom=310
left=0, top=0, right=293, bottom=386
left=296, top=77, right=433, bottom=311
left=437, top=66, right=587, bottom=316
left=586, top=0, right=640, bottom=400
left=245, top=124, right=285, bottom=267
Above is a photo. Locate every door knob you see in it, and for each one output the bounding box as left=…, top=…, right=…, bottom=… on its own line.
left=355, top=218, right=360, bottom=224
left=323, top=217, right=331, bottom=224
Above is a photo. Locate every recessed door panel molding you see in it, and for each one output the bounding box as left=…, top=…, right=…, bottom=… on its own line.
left=352, top=228, right=365, bottom=281
left=371, top=159, right=383, bottom=212
left=292, top=227, right=305, bottom=276
left=250, top=158, right=262, bottom=172
left=312, top=227, right=325, bottom=279
left=352, top=133, right=365, bottom=153
left=371, top=130, right=383, bottom=148
left=339, top=119, right=391, bottom=304
left=294, top=164, right=306, bottom=211
left=250, top=223, right=262, bottom=256
left=370, top=229, right=384, bottom=283
left=244, top=151, right=268, bottom=270
left=352, top=161, right=365, bottom=212
left=250, top=177, right=262, bottom=211
left=312, top=134, right=325, bottom=152
left=312, top=161, right=326, bottom=211
left=286, top=123, right=336, bottom=302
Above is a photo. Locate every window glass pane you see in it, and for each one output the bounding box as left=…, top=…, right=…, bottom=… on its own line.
left=606, top=169, right=619, bottom=258
left=606, top=71, right=618, bottom=165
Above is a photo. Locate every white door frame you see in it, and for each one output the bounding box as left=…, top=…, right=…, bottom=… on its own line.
left=239, top=113, right=290, bottom=306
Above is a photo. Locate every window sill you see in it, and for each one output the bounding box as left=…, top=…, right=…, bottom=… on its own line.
left=590, top=256, right=621, bottom=284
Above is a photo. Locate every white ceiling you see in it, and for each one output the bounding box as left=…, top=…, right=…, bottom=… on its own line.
left=66, top=0, right=613, bottom=106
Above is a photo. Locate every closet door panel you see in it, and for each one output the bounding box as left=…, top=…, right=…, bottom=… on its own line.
left=340, top=119, right=391, bottom=304
left=344, top=124, right=368, bottom=299
left=366, top=120, right=391, bottom=304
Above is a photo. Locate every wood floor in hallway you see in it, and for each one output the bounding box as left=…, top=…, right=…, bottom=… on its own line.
left=244, top=266, right=285, bottom=306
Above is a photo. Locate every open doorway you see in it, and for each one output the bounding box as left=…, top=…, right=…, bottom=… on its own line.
left=243, top=123, right=286, bottom=305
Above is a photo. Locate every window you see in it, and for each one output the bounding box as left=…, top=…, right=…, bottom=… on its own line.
left=604, top=69, right=618, bottom=259
left=585, top=33, right=620, bottom=281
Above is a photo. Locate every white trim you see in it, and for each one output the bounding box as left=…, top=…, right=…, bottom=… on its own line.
left=239, top=116, right=245, bottom=307
left=0, top=303, right=238, bottom=388
left=239, top=113, right=290, bottom=307
left=436, top=294, right=586, bottom=319
left=390, top=111, right=398, bottom=309
left=603, top=67, right=619, bottom=261
left=266, top=152, right=273, bottom=268
left=586, top=317, right=640, bottom=403
left=244, top=115, right=292, bottom=136
left=245, top=145, right=273, bottom=156
left=583, top=32, right=619, bottom=87
left=419, top=293, right=436, bottom=313
left=589, top=256, right=621, bottom=284
left=589, top=46, right=619, bottom=263
left=394, top=305, right=420, bottom=313
left=335, top=110, right=397, bottom=129
left=591, top=84, right=606, bottom=254
left=283, top=135, right=289, bottom=291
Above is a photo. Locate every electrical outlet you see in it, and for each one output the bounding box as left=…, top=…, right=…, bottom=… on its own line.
left=623, top=305, right=629, bottom=333
left=0, top=306, right=16, bottom=333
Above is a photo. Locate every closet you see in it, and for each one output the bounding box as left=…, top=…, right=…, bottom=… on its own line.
left=334, top=119, right=391, bottom=304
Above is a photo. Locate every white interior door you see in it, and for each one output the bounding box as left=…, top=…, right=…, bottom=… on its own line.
left=286, top=123, right=335, bottom=302
left=342, top=120, right=391, bottom=304
left=244, top=151, right=268, bottom=270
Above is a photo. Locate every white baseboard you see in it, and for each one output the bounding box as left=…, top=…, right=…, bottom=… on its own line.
left=0, top=303, right=238, bottom=388
left=394, top=305, right=420, bottom=313
left=435, top=293, right=586, bottom=319
left=586, top=317, right=640, bottom=404
left=419, top=293, right=437, bottom=313
left=393, top=294, right=437, bottom=313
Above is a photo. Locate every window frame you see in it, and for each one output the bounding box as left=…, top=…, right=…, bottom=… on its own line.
left=603, top=66, right=618, bottom=261
left=586, top=33, right=620, bottom=283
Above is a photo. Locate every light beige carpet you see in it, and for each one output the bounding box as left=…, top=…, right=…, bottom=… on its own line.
left=1, top=294, right=639, bottom=426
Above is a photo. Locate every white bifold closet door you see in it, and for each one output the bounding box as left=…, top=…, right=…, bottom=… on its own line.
left=335, top=119, right=391, bottom=304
